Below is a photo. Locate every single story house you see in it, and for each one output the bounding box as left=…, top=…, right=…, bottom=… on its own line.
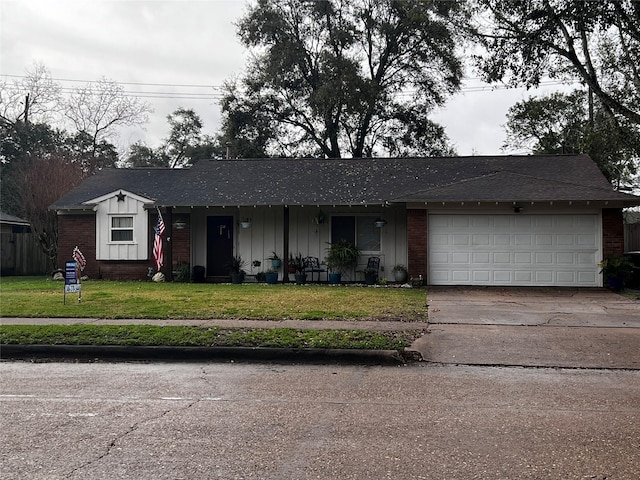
left=50, top=154, right=640, bottom=286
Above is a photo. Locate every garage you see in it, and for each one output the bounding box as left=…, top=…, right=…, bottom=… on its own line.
left=428, top=214, right=601, bottom=286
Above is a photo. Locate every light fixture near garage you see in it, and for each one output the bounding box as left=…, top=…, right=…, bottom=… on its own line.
left=513, top=204, right=523, bottom=213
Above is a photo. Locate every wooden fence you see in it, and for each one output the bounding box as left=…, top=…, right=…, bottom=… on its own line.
left=625, top=223, right=640, bottom=251
left=0, top=232, right=50, bottom=276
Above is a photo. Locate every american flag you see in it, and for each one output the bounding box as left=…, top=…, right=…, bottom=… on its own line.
left=153, top=209, right=165, bottom=272
left=73, top=246, right=86, bottom=271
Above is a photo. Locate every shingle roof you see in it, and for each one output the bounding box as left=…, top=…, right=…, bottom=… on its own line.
left=50, top=154, right=640, bottom=210
left=0, top=211, right=30, bottom=225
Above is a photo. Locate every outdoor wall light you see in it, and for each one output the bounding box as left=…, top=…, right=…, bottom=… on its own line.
left=240, top=219, right=252, bottom=229
left=513, top=205, right=523, bottom=213
left=374, top=219, right=387, bottom=228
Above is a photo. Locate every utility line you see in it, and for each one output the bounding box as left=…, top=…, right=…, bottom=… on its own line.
left=1, top=73, right=577, bottom=101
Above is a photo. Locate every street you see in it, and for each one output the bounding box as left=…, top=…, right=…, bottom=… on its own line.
left=1, top=361, right=639, bottom=479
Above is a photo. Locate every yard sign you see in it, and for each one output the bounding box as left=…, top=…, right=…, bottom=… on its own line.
left=64, top=261, right=82, bottom=304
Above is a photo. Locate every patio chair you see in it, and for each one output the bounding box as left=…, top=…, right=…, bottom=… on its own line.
left=357, top=256, right=380, bottom=281
left=304, top=256, right=326, bottom=282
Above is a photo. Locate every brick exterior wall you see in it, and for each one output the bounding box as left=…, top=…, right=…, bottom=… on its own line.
left=602, top=208, right=625, bottom=257
left=58, top=214, right=149, bottom=280
left=406, top=209, right=427, bottom=280
left=58, top=212, right=192, bottom=281
left=170, top=214, right=191, bottom=269
left=57, top=214, right=97, bottom=276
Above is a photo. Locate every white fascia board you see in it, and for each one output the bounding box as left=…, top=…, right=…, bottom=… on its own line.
left=82, top=189, right=154, bottom=206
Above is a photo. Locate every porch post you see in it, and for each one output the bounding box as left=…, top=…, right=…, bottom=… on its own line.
left=283, top=205, right=290, bottom=283
left=165, top=207, right=173, bottom=281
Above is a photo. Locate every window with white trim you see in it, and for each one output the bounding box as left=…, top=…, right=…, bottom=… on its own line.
left=110, top=216, right=134, bottom=242
left=331, top=215, right=381, bottom=252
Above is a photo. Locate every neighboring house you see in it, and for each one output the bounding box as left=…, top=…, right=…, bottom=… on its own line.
left=0, top=211, right=49, bottom=275
left=50, top=154, right=640, bottom=286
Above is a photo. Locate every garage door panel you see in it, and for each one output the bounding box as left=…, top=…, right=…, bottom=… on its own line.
left=514, top=271, right=533, bottom=282
left=473, top=252, right=490, bottom=263
left=514, top=252, right=532, bottom=264
left=536, top=234, right=553, bottom=245
left=428, top=214, right=600, bottom=286
left=473, top=271, right=491, bottom=282
left=452, top=271, right=470, bottom=282
left=556, top=252, right=575, bottom=264
left=452, top=235, right=470, bottom=245
left=452, top=252, right=470, bottom=264
left=535, top=252, right=553, bottom=264
left=493, top=252, right=511, bottom=263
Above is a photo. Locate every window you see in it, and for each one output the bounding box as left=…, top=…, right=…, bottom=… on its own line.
left=111, top=216, right=133, bottom=242
left=331, top=215, right=381, bottom=252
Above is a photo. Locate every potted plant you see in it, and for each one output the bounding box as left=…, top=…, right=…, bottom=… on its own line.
left=599, top=254, right=633, bottom=291
left=392, top=264, right=408, bottom=283
left=325, top=240, right=360, bottom=284
left=227, top=255, right=246, bottom=284
left=362, top=267, right=378, bottom=285
left=264, top=268, right=279, bottom=284
left=268, top=251, right=282, bottom=269
left=290, top=252, right=308, bottom=284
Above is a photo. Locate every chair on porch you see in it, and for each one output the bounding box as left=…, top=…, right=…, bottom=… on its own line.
left=304, top=256, right=326, bottom=282
left=357, top=256, right=380, bottom=281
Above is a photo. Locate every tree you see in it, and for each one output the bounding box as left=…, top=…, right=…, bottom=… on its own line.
left=220, top=0, right=464, bottom=158
left=471, top=0, right=640, bottom=125
left=0, top=121, right=62, bottom=216
left=124, top=108, right=217, bottom=167
left=63, top=77, right=152, bottom=158
left=19, top=155, right=87, bottom=270
left=125, top=142, right=168, bottom=167
left=0, top=62, right=61, bottom=126
left=503, top=90, right=640, bottom=188
left=162, top=108, right=205, bottom=168
left=503, top=90, right=587, bottom=154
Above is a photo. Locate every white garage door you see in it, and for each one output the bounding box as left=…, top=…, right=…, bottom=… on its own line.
left=428, top=214, right=601, bottom=286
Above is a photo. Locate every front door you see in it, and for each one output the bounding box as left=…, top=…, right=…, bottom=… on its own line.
left=207, top=216, right=234, bottom=277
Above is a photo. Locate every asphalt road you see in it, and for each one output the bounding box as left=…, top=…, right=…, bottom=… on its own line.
left=1, top=361, right=639, bottom=479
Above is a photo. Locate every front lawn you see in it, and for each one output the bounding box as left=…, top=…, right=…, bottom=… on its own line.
left=0, top=277, right=427, bottom=322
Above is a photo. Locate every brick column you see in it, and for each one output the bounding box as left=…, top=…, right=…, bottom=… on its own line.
left=407, top=209, right=427, bottom=280
left=602, top=208, right=625, bottom=257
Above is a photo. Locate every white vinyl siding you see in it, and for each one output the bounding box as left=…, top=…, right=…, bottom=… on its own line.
left=93, top=193, right=150, bottom=261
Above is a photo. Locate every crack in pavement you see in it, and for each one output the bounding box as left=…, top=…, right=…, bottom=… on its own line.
left=63, top=398, right=202, bottom=479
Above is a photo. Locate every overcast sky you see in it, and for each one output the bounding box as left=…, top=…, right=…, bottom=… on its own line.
left=1, top=0, right=570, bottom=157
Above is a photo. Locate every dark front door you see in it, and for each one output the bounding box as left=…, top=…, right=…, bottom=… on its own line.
left=207, top=216, right=234, bottom=277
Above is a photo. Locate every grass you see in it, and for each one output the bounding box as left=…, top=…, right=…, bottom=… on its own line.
left=0, top=277, right=427, bottom=321
left=0, top=277, right=427, bottom=352
left=0, top=324, right=414, bottom=350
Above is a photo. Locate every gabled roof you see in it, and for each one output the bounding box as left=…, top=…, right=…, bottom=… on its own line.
left=50, top=154, right=640, bottom=210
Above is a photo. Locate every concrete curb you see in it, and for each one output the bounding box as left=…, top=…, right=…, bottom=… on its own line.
left=0, top=344, right=415, bottom=365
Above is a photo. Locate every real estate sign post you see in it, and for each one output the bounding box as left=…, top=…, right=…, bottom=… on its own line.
left=64, top=261, right=81, bottom=304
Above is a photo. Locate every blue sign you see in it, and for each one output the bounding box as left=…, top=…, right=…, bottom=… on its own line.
left=64, top=261, right=82, bottom=300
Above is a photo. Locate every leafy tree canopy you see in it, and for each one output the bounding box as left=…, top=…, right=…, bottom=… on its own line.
left=503, top=90, right=640, bottom=189
left=218, top=0, right=465, bottom=158
left=124, top=108, right=217, bottom=168
left=471, top=0, right=640, bottom=125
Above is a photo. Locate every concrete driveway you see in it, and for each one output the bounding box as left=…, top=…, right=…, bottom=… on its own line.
left=411, top=287, right=640, bottom=369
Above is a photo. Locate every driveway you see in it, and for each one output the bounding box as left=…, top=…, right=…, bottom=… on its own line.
left=411, top=287, right=640, bottom=369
